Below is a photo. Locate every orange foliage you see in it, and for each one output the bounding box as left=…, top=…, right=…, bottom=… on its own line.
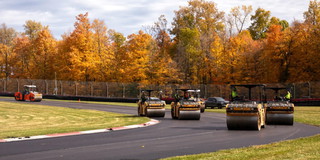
left=2, top=0, right=320, bottom=84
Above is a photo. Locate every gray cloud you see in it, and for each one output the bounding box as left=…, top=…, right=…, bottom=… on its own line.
left=0, top=0, right=310, bottom=39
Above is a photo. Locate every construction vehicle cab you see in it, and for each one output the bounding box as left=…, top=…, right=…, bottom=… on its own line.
left=226, top=84, right=266, bottom=130
left=14, top=85, right=42, bottom=102
left=264, top=87, right=294, bottom=125
left=171, top=89, right=201, bottom=120
left=137, top=90, right=166, bottom=117
left=186, top=89, right=205, bottom=113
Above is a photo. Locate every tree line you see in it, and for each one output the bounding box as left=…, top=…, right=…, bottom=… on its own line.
left=1, top=0, right=320, bottom=85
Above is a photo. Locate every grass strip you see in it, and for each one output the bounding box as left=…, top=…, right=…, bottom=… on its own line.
left=162, top=134, right=320, bottom=160
left=0, top=101, right=149, bottom=139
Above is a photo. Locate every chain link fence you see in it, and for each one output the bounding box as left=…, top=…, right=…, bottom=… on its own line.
left=0, top=78, right=319, bottom=99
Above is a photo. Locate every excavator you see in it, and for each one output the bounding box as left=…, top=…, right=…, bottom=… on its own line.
left=264, top=87, right=294, bottom=125
left=14, top=85, right=42, bottom=102
left=171, top=89, right=201, bottom=120
left=226, top=84, right=266, bottom=130
left=137, top=90, right=166, bottom=117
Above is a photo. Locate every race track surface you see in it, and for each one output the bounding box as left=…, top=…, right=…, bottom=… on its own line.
left=0, top=98, right=319, bottom=160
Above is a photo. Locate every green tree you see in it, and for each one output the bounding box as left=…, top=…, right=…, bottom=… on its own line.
left=248, top=8, right=271, bottom=40
left=23, top=20, right=43, bottom=40
left=171, top=0, right=224, bottom=83
left=304, top=0, right=320, bottom=25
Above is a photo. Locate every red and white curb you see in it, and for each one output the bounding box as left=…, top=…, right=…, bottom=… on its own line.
left=0, top=119, right=159, bottom=143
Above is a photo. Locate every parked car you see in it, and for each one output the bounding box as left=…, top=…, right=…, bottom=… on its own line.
left=205, top=97, right=229, bottom=109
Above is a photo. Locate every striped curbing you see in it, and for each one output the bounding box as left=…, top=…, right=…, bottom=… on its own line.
left=0, top=119, right=159, bottom=143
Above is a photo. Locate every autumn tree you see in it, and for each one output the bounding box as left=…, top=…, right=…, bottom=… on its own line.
left=0, top=23, right=17, bottom=79
left=92, top=19, right=114, bottom=81
left=148, top=15, right=181, bottom=84
left=124, top=30, right=153, bottom=83
left=304, top=0, right=320, bottom=25
left=12, top=34, right=30, bottom=78
left=227, top=5, right=253, bottom=35
left=24, top=20, right=43, bottom=40
left=171, top=0, right=225, bottom=84
left=108, top=30, right=127, bottom=82
left=58, top=13, right=98, bottom=81
left=31, top=27, right=57, bottom=79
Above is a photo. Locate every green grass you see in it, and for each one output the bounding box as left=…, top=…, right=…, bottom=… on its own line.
left=162, top=106, right=320, bottom=160
left=0, top=101, right=149, bottom=139
left=163, top=134, right=320, bottom=160
left=204, top=108, right=226, bottom=113
left=294, top=107, right=320, bottom=127
left=43, top=99, right=138, bottom=107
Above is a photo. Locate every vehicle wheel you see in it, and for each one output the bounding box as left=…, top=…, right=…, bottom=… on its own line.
left=14, top=93, right=21, bottom=101
left=200, top=108, right=205, bottom=113
left=30, top=95, right=35, bottom=102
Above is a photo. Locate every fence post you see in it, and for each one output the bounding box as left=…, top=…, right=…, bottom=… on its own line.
left=308, top=81, right=311, bottom=98
left=3, top=79, right=6, bottom=92
left=122, top=83, right=125, bottom=98
left=292, top=83, right=296, bottom=99
left=106, top=82, right=109, bottom=97
left=59, top=81, right=63, bottom=95
left=75, top=81, right=78, bottom=96
left=16, top=79, right=20, bottom=92
left=90, top=82, right=93, bottom=96
left=205, top=84, right=207, bottom=98
left=139, top=83, right=141, bottom=95
left=45, top=80, right=48, bottom=94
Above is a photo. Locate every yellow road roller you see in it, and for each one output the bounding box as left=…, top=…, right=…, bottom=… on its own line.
left=137, top=90, right=166, bottom=117
left=264, top=87, right=294, bottom=125
left=171, top=89, right=201, bottom=120
left=186, top=89, right=205, bottom=113
left=226, top=84, right=266, bottom=130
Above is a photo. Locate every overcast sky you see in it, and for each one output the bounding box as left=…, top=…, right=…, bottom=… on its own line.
left=0, top=0, right=311, bottom=39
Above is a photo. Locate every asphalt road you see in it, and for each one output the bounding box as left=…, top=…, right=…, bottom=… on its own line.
left=0, top=98, right=320, bottom=160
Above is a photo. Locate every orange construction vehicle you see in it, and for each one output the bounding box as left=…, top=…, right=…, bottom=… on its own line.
left=14, top=85, right=42, bottom=102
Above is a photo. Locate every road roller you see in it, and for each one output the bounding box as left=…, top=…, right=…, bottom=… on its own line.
left=14, top=85, right=42, bottom=102
left=137, top=90, right=166, bottom=117
left=264, top=87, right=294, bottom=125
left=226, top=84, right=266, bottom=130
left=171, top=89, right=201, bottom=120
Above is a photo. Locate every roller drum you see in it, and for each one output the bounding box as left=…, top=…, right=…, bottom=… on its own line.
left=178, top=110, right=200, bottom=120
left=227, top=115, right=259, bottom=130
left=266, top=113, right=293, bottom=125
left=146, top=108, right=165, bottom=117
